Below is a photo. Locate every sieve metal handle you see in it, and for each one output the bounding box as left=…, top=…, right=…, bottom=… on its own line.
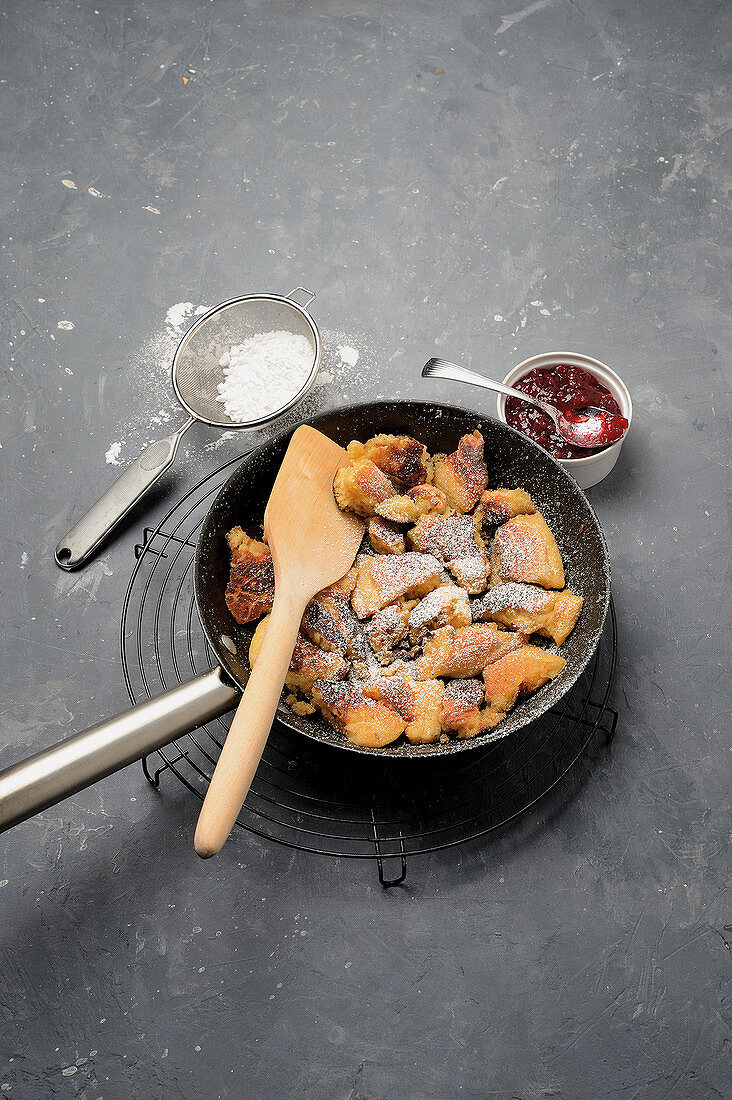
left=287, top=286, right=316, bottom=310
left=0, top=667, right=239, bottom=834
left=55, top=419, right=194, bottom=570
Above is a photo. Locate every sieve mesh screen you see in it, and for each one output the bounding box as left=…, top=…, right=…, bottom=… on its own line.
left=172, top=296, right=318, bottom=426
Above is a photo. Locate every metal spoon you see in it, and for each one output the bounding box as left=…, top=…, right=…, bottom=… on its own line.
left=422, top=358, right=629, bottom=449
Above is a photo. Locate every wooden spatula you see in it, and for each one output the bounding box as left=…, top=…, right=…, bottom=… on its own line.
left=194, top=425, right=364, bottom=858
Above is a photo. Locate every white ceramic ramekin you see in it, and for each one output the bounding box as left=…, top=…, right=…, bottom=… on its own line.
left=496, top=352, right=632, bottom=489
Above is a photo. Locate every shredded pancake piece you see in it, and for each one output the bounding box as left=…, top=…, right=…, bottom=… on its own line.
left=416, top=623, right=528, bottom=680
left=312, top=680, right=405, bottom=748
left=475, top=488, right=537, bottom=530
left=367, top=516, right=406, bottom=555
left=348, top=434, right=433, bottom=489
left=490, top=512, right=565, bottom=590
left=364, top=675, right=444, bottom=744
left=432, top=431, right=489, bottom=513
left=407, top=585, right=471, bottom=644
left=440, top=679, right=503, bottom=739
left=225, top=528, right=275, bottom=624
left=363, top=600, right=412, bottom=663
left=375, top=484, right=449, bottom=524
left=333, top=456, right=396, bottom=517
left=482, top=645, right=566, bottom=712
left=472, top=583, right=583, bottom=646
left=350, top=552, right=442, bottom=618
left=408, top=512, right=489, bottom=594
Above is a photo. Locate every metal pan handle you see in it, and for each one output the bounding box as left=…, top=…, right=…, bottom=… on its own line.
left=0, top=668, right=239, bottom=834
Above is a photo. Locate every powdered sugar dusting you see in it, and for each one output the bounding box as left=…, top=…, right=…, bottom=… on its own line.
left=216, top=331, right=313, bottom=422
left=444, top=678, right=484, bottom=709
left=103, top=301, right=209, bottom=465
left=472, top=582, right=547, bottom=617
left=166, top=302, right=205, bottom=330
left=105, top=441, right=123, bottom=465
left=408, top=586, right=468, bottom=639
left=338, top=345, right=359, bottom=368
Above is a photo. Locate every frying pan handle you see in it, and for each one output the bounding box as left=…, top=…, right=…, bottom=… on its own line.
left=0, top=667, right=239, bottom=834
left=54, top=419, right=194, bottom=571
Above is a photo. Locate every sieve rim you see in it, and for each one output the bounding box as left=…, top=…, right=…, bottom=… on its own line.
left=170, top=292, right=322, bottom=430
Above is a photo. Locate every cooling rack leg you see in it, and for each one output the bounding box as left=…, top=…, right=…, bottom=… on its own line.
left=371, top=812, right=408, bottom=887
left=377, top=853, right=408, bottom=888
left=141, top=754, right=160, bottom=788
left=142, top=751, right=188, bottom=789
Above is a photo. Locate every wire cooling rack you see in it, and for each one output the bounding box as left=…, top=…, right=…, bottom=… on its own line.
left=121, top=456, right=618, bottom=884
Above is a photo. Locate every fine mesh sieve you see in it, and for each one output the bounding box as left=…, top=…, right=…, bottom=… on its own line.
left=172, top=290, right=320, bottom=426
left=55, top=288, right=320, bottom=571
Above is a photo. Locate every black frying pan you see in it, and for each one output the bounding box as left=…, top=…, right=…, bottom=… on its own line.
left=0, top=400, right=610, bottom=832
left=194, top=400, right=611, bottom=757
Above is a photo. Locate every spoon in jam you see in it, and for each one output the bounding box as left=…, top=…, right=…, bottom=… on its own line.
left=422, top=358, right=629, bottom=449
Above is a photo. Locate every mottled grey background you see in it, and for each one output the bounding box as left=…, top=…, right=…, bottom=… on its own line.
left=0, top=1, right=729, bottom=1097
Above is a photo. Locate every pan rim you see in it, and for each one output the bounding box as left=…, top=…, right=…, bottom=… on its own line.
left=194, top=399, right=611, bottom=758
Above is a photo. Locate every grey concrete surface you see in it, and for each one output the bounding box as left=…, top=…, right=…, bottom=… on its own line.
left=0, top=1, right=729, bottom=1097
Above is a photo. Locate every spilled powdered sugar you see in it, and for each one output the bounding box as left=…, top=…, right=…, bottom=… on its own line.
left=105, top=441, right=123, bottom=466
left=104, top=301, right=210, bottom=466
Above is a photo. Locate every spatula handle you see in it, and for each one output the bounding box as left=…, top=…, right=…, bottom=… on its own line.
left=193, top=590, right=306, bottom=858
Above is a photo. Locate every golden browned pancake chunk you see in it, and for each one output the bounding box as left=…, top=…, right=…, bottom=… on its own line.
left=408, top=512, right=488, bottom=594
left=490, top=513, right=565, bottom=590
left=407, top=484, right=449, bottom=513
left=375, top=484, right=449, bottom=524
left=367, top=516, right=406, bottom=555
left=416, top=623, right=528, bottom=679
left=440, top=680, right=505, bottom=739
left=285, top=693, right=317, bottom=717
left=475, top=488, right=537, bottom=530
left=301, top=586, right=360, bottom=654
left=326, top=566, right=358, bottom=600
left=482, top=645, right=566, bottom=712
left=333, top=457, right=396, bottom=517
left=312, top=681, right=405, bottom=748
left=351, top=552, right=442, bottom=618
left=363, top=600, right=411, bottom=663
left=225, top=529, right=275, bottom=624
left=441, top=678, right=484, bottom=738
left=364, top=676, right=444, bottom=744
left=432, top=431, right=489, bottom=513
left=407, top=585, right=471, bottom=644
left=349, top=434, right=432, bottom=489
left=472, top=583, right=583, bottom=646
left=250, top=615, right=349, bottom=694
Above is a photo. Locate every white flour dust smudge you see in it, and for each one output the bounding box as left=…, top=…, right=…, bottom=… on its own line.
left=165, top=302, right=206, bottom=330
left=103, top=301, right=209, bottom=465
left=337, top=345, right=359, bottom=368
left=204, top=430, right=238, bottom=451
left=105, top=441, right=123, bottom=465
left=316, top=330, right=376, bottom=401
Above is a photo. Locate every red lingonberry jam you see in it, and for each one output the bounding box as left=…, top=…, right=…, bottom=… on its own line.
left=505, top=364, right=624, bottom=459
